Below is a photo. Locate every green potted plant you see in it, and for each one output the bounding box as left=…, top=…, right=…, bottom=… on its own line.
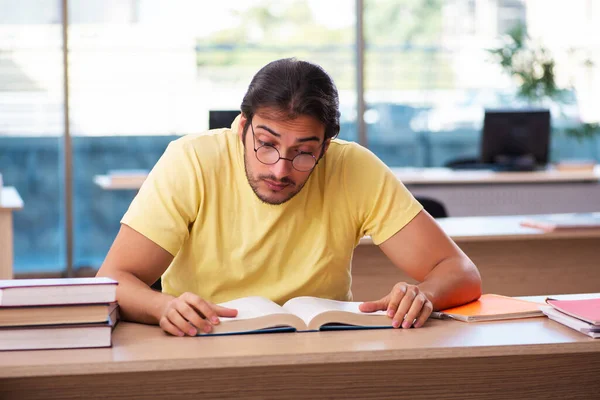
left=488, top=23, right=599, bottom=168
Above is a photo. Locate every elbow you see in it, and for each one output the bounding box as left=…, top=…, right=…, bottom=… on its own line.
left=96, top=262, right=125, bottom=282
left=465, top=260, right=483, bottom=301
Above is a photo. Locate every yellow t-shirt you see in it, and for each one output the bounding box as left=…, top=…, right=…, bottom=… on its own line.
left=121, top=121, right=422, bottom=305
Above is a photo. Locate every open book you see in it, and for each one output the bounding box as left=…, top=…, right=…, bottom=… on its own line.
left=433, top=294, right=543, bottom=322
left=199, top=296, right=391, bottom=336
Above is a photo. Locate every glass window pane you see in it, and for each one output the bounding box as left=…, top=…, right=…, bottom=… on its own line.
left=365, top=0, right=600, bottom=167
left=0, top=0, right=65, bottom=275
left=68, top=0, right=356, bottom=272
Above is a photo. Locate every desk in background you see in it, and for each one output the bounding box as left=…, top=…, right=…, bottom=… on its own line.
left=0, top=187, right=24, bottom=279
left=93, top=174, right=146, bottom=191
left=96, top=166, right=600, bottom=216
left=353, top=214, right=600, bottom=300
left=1, top=293, right=599, bottom=399
left=393, top=166, right=600, bottom=216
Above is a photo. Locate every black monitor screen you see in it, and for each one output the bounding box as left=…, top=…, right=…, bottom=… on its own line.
left=209, top=110, right=240, bottom=130
left=480, top=109, right=551, bottom=167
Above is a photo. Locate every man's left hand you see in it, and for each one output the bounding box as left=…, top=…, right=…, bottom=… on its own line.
left=359, top=282, right=433, bottom=329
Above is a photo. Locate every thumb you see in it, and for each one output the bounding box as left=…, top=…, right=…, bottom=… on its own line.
left=359, top=295, right=390, bottom=313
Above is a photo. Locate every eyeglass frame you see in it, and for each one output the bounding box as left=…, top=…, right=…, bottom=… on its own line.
left=249, top=120, right=326, bottom=172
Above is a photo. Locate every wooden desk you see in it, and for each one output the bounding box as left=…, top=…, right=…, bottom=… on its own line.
left=392, top=166, right=600, bottom=185
left=1, top=294, right=599, bottom=400
left=393, top=166, right=600, bottom=216
left=353, top=214, right=600, bottom=300
left=0, top=187, right=24, bottom=279
left=95, top=167, right=600, bottom=216
left=93, top=175, right=146, bottom=190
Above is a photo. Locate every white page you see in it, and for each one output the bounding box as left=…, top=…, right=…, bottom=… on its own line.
left=217, top=296, right=290, bottom=322
left=282, top=297, right=387, bottom=326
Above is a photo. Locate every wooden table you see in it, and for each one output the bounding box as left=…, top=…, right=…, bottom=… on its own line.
left=93, top=174, right=146, bottom=190
left=353, top=214, right=600, bottom=301
left=393, top=166, right=600, bottom=216
left=392, top=166, right=600, bottom=185
left=1, top=293, right=599, bottom=400
left=0, top=187, right=24, bottom=279
left=95, top=167, right=600, bottom=216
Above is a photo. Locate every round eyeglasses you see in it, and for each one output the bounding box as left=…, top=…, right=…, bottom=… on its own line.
left=250, top=123, right=320, bottom=172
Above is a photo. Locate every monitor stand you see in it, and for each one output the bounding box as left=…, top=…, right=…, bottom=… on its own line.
left=449, top=154, right=544, bottom=172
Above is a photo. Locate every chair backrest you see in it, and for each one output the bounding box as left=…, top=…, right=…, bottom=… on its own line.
left=209, top=110, right=240, bottom=130
left=445, top=157, right=479, bottom=168
left=151, top=279, right=162, bottom=292
left=415, top=196, right=448, bottom=218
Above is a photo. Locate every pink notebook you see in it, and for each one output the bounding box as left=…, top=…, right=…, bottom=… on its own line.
left=546, top=298, right=600, bottom=326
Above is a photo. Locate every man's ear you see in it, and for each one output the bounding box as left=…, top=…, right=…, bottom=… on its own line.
left=238, top=114, right=248, bottom=142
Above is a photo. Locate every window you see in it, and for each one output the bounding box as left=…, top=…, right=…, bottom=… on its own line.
left=0, top=0, right=65, bottom=274
left=68, top=0, right=356, bottom=273
left=1, top=0, right=599, bottom=275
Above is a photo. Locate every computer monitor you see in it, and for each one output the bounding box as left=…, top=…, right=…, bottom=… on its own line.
left=209, top=110, right=240, bottom=130
left=480, top=109, right=551, bottom=170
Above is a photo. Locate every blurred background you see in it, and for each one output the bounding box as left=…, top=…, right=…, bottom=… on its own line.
left=0, top=0, right=599, bottom=276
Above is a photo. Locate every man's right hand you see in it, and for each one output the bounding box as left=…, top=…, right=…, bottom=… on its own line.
left=158, top=292, right=238, bottom=336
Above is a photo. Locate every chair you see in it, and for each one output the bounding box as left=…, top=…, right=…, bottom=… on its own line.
left=415, top=196, right=448, bottom=218
left=151, top=278, right=162, bottom=292
left=209, top=110, right=240, bottom=130
left=445, top=157, right=480, bottom=169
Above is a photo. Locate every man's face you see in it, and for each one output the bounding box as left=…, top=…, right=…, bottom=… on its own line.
left=239, top=110, right=329, bottom=205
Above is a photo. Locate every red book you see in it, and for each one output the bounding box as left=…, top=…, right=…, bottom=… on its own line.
left=546, top=298, right=600, bottom=326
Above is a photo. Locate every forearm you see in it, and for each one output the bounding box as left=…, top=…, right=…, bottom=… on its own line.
left=96, top=269, right=174, bottom=325
left=417, top=256, right=482, bottom=310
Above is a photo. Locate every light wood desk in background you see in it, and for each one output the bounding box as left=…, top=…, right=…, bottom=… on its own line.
left=393, top=166, right=600, bottom=216
left=353, top=214, right=600, bottom=300
left=95, top=166, right=600, bottom=216
left=1, top=293, right=599, bottom=399
left=0, top=187, right=24, bottom=279
left=93, top=174, right=146, bottom=190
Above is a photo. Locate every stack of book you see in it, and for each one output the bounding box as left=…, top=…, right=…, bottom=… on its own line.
left=541, top=298, right=600, bottom=338
left=0, top=277, right=119, bottom=351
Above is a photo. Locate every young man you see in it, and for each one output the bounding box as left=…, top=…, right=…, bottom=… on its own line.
left=97, top=58, right=481, bottom=336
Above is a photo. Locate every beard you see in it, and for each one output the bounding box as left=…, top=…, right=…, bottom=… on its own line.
left=243, top=151, right=308, bottom=205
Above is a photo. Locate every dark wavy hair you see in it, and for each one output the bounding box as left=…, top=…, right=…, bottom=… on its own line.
left=240, top=58, right=340, bottom=142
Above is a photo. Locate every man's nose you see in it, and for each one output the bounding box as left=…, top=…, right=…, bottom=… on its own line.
left=270, top=157, right=293, bottom=180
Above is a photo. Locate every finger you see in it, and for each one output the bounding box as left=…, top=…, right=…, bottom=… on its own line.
left=181, top=293, right=221, bottom=325
left=168, top=307, right=206, bottom=335
left=159, top=317, right=184, bottom=337
left=387, top=285, right=407, bottom=319
left=402, top=294, right=427, bottom=329
left=392, top=288, right=416, bottom=328
left=187, top=299, right=224, bottom=327
left=175, top=302, right=212, bottom=334
left=358, top=296, right=389, bottom=313
left=213, top=304, right=239, bottom=318
left=413, top=301, right=433, bottom=328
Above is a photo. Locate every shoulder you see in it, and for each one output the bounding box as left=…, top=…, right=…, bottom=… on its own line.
left=325, top=139, right=387, bottom=172
left=172, top=128, right=236, bottom=154
left=165, top=128, right=239, bottom=167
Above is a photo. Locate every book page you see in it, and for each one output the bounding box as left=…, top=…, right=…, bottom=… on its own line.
left=282, top=297, right=386, bottom=327
left=217, top=296, right=291, bottom=322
